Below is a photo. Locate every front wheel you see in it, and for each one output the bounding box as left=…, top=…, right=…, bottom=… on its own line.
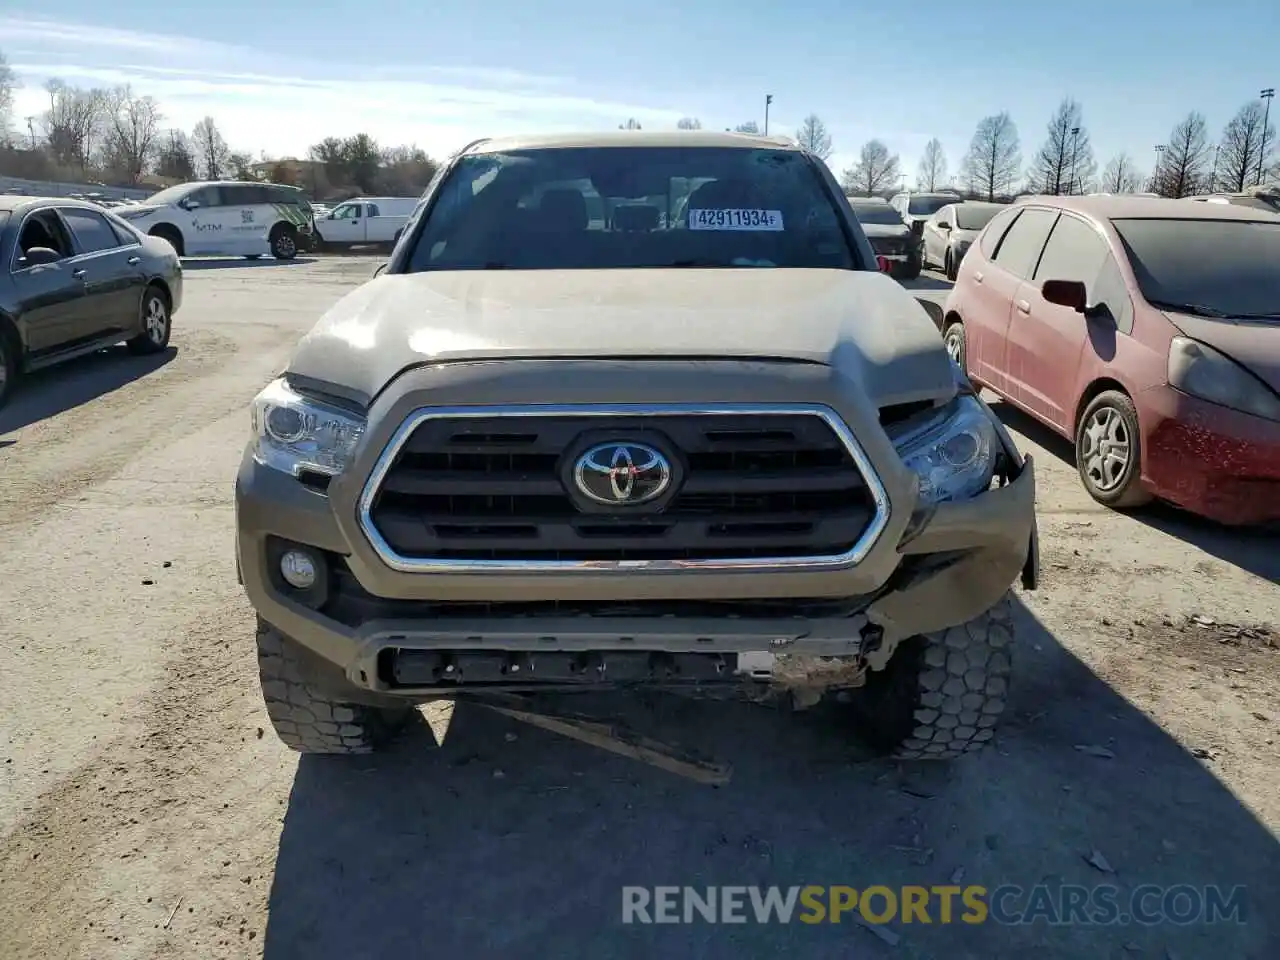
left=126, top=287, right=171, bottom=355
left=943, top=320, right=966, bottom=372
left=1075, top=390, right=1151, bottom=509
left=257, top=620, right=414, bottom=754
left=269, top=224, right=299, bottom=260
left=847, top=593, right=1015, bottom=759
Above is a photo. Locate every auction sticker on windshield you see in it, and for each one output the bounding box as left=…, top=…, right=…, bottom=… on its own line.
left=689, top=209, right=785, bottom=231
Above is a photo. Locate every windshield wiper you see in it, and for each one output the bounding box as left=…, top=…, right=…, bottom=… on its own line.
left=665, top=258, right=737, bottom=267
left=1147, top=300, right=1229, bottom=318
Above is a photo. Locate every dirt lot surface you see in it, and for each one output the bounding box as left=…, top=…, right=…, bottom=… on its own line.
left=1, top=258, right=1277, bottom=960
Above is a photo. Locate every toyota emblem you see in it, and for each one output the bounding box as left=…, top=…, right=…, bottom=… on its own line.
left=573, top=442, right=672, bottom=505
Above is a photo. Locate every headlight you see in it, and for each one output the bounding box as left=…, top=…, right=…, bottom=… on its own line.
left=894, top=395, right=1000, bottom=504
left=1167, top=337, right=1280, bottom=422
left=250, top=378, right=366, bottom=477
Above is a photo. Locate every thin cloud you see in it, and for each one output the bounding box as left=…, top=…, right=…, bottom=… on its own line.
left=3, top=16, right=685, bottom=157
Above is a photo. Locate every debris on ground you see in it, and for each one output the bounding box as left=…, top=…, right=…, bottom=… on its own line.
left=1084, top=849, right=1114, bottom=873
left=1074, top=744, right=1116, bottom=759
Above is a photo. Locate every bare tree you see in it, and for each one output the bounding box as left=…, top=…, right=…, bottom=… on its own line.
left=0, top=51, right=17, bottom=146
left=102, top=85, right=162, bottom=183
left=733, top=120, right=761, bottom=134
left=619, top=118, right=642, bottom=130
left=676, top=117, right=702, bottom=130
left=191, top=116, right=229, bottom=180
left=961, top=112, right=1021, bottom=200
left=1027, top=98, right=1096, bottom=195
left=1098, top=153, right=1143, bottom=193
left=794, top=114, right=833, bottom=160
left=916, top=138, right=947, bottom=190
left=1152, top=112, right=1211, bottom=198
left=1216, top=101, right=1274, bottom=193
left=841, top=139, right=901, bottom=195
left=42, top=79, right=106, bottom=171
left=155, top=128, right=196, bottom=180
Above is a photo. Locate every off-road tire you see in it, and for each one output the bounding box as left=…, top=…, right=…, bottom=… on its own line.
left=269, top=224, right=299, bottom=260
left=1075, top=390, right=1151, bottom=509
left=148, top=224, right=184, bottom=257
left=850, top=592, right=1014, bottom=759
left=257, top=620, right=413, bottom=754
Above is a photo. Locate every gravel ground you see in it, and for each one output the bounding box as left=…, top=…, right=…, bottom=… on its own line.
left=1, top=258, right=1277, bottom=960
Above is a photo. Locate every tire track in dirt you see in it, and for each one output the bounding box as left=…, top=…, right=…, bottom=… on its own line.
left=0, top=600, right=267, bottom=960
left=0, top=326, right=298, bottom=527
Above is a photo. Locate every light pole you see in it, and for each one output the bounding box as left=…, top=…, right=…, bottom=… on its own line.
left=1152, top=144, right=1166, bottom=192
left=1258, top=88, right=1275, bottom=185
left=1210, top=143, right=1220, bottom=192
left=764, top=94, right=773, bottom=136
left=25, top=116, right=36, bottom=151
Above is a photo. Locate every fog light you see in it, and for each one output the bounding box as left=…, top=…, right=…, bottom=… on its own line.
left=280, top=549, right=318, bottom=589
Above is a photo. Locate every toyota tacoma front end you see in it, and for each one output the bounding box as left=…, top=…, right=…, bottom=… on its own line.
left=235, top=131, right=1038, bottom=761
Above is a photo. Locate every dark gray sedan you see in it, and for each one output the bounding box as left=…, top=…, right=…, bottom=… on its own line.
left=0, top=195, right=182, bottom=409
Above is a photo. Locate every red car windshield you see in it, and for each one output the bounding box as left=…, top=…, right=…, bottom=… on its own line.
left=1113, top=217, right=1280, bottom=320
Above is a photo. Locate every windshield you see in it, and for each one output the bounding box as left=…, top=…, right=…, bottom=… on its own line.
left=955, top=205, right=1002, bottom=231
left=907, top=196, right=955, bottom=216
left=145, top=184, right=199, bottom=207
left=849, top=203, right=904, bottom=226
left=405, top=146, right=857, bottom=271
left=1112, top=218, right=1280, bottom=319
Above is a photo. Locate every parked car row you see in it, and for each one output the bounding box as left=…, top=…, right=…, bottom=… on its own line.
left=0, top=195, right=182, bottom=410
left=845, top=189, right=1003, bottom=281
left=937, top=194, right=1280, bottom=526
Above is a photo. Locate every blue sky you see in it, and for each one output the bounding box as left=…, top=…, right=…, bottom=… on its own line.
left=3, top=1, right=1275, bottom=185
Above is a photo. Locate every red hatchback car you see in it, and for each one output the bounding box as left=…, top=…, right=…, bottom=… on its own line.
left=940, top=196, right=1280, bottom=526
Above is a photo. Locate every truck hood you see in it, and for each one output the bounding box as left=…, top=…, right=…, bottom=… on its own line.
left=287, top=269, right=956, bottom=408
left=1165, top=312, right=1280, bottom=393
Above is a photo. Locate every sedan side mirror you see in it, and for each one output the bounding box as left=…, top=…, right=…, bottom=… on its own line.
left=1041, top=279, right=1088, bottom=312
left=182, top=200, right=201, bottom=210
left=938, top=222, right=952, bottom=231
left=18, top=246, right=63, bottom=268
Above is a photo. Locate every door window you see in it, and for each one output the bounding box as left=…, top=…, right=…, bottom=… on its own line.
left=59, top=208, right=125, bottom=254
left=184, top=186, right=224, bottom=209
left=13, top=209, right=76, bottom=268
left=991, top=207, right=1057, bottom=280
left=332, top=204, right=362, bottom=219
left=1033, top=214, right=1111, bottom=293
left=222, top=185, right=269, bottom=206
left=367, top=203, right=381, bottom=217
left=979, top=207, right=1021, bottom=259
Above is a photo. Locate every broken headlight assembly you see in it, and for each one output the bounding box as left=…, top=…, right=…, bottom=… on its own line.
left=250, top=377, right=366, bottom=477
left=893, top=394, right=999, bottom=504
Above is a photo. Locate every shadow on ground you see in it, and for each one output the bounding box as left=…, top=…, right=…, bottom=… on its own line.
left=0, top=346, right=176, bottom=434
left=902, top=273, right=953, bottom=293
left=262, top=597, right=1278, bottom=960
left=180, top=257, right=318, bottom=270
left=991, top=400, right=1278, bottom=584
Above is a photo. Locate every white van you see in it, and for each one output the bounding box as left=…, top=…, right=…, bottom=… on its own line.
left=114, top=181, right=315, bottom=259
left=312, top=197, right=417, bottom=249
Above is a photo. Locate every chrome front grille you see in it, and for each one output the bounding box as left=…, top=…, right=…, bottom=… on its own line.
left=357, top=404, right=890, bottom=573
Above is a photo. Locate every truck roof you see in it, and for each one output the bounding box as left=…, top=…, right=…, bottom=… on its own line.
left=465, top=130, right=800, bottom=154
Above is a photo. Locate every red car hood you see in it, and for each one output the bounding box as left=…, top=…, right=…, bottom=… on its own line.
left=1164, top=313, right=1280, bottom=393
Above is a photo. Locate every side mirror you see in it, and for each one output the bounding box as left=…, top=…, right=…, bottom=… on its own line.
left=372, top=262, right=388, bottom=278
left=183, top=200, right=201, bottom=210
left=18, top=246, right=62, bottom=268
left=876, top=255, right=893, bottom=274
left=1041, top=279, right=1088, bottom=312
left=938, top=222, right=952, bottom=232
